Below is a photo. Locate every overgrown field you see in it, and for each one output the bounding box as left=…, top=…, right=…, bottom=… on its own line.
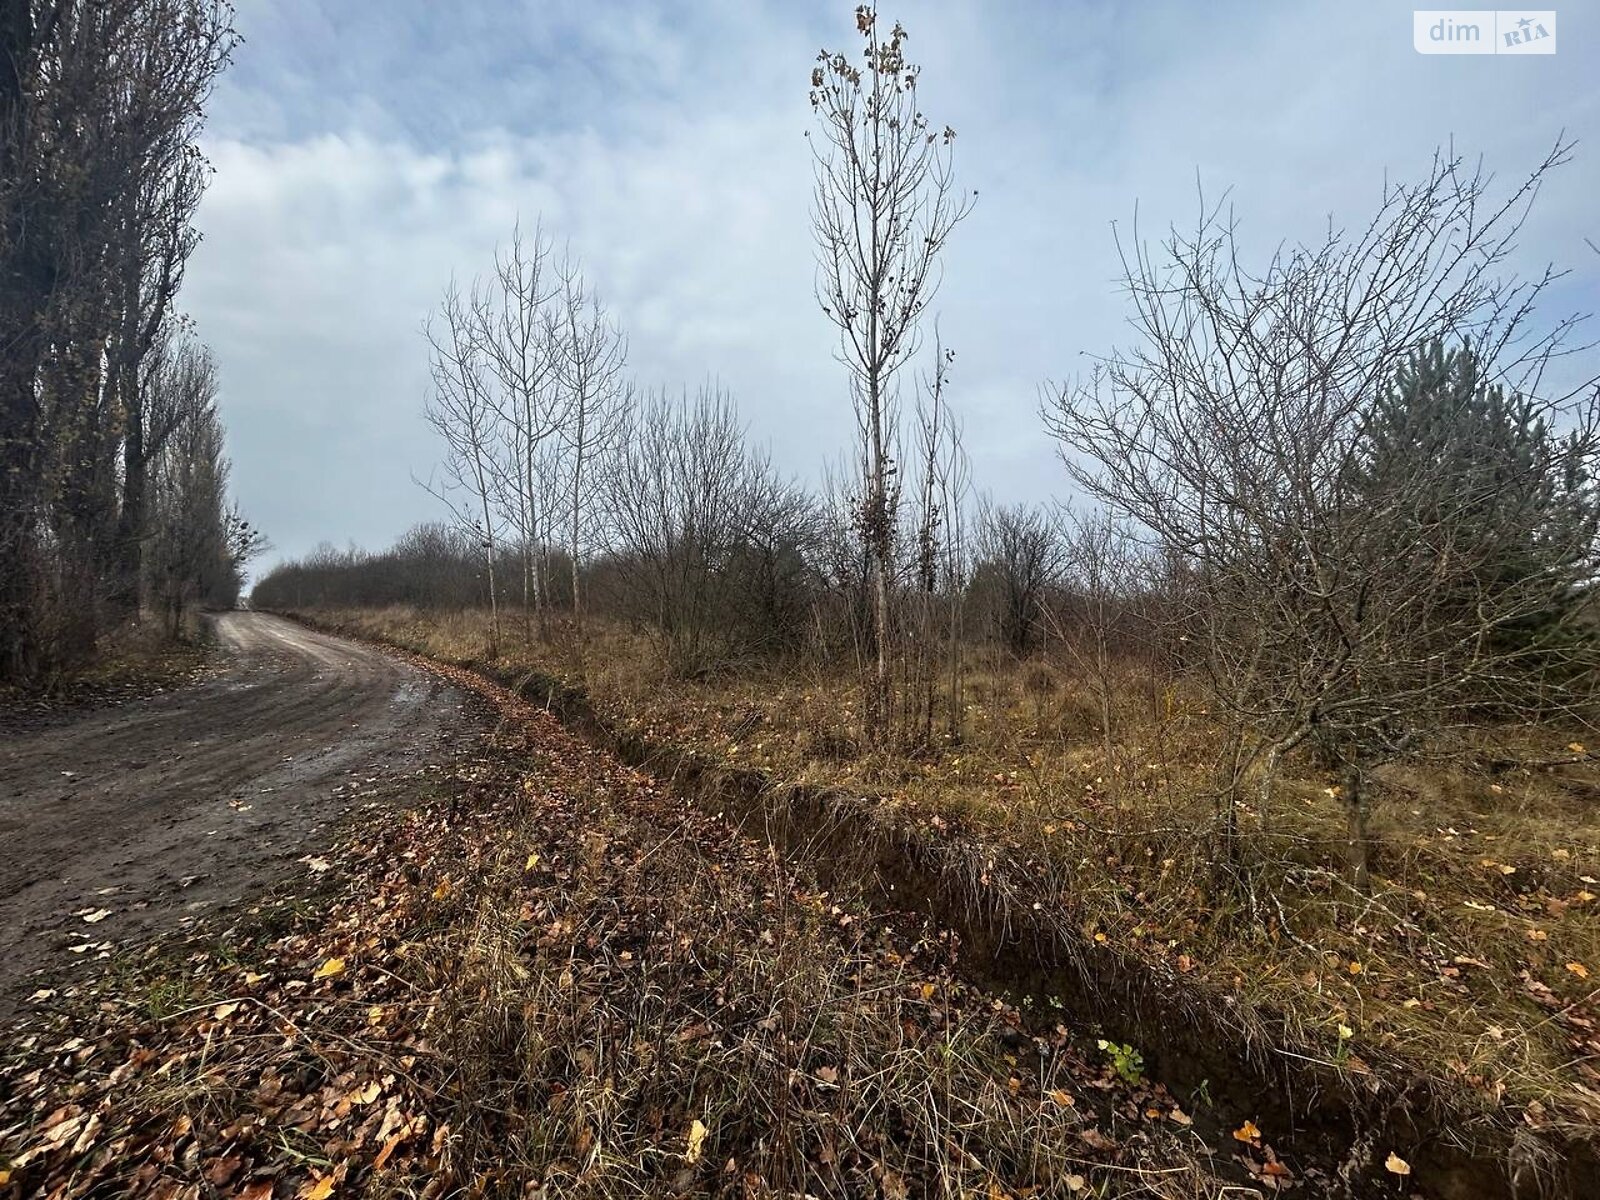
left=1, top=662, right=1256, bottom=1198
left=293, top=607, right=1600, bottom=1182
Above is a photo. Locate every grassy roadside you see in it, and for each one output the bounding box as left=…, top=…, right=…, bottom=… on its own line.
left=285, top=606, right=1600, bottom=1193
left=0, top=618, right=215, bottom=727
left=0, top=661, right=1253, bottom=1198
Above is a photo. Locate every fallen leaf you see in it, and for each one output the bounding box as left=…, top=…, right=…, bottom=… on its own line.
left=686, top=1117, right=708, bottom=1164
left=1233, top=1119, right=1261, bottom=1143
left=213, top=1001, right=240, bottom=1020
left=1567, top=962, right=1590, bottom=980
left=1385, top=1152, right=1411, bottom=1176
left=82, top=909, right=111, bottom=924
left=301, top=1175, right=337, bottom=1200
left=313, top=957, right=346, bottom=980
left=372, top=1129, right=406, bottom=1171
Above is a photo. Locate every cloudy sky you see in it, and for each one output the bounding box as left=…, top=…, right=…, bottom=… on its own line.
left=183, top=1, right=1600, bottom=573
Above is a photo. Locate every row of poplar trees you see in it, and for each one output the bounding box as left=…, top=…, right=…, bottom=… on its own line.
left=1, top=0, right=254, bottom=683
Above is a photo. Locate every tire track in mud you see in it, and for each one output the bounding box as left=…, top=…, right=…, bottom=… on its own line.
left=0, top=612, right=471, bottom=1021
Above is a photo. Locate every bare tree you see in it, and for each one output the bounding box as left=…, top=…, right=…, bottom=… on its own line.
left=475, top=222, right=561, bottom=639
left=1052, top=509, right=1150, bottom=792
left=423, top=281, right=505, bottom=655
left=1044, top=143, right=1600, bottom=888
left=146, top=352, right=257, bottom=634
left=939, top=403, right=973, bottom=742
left=109, top=6, right=233, bottom=615
left=972, top=499, right=1064, bottom=659
left=603, top=385, right=808, bottom=675
left=0, top=0, right=237, bottom=680
left=906, top=332, right=967, bottom=744
left=809, top=3, right=974, bottom=740
left=551, top=256, right=629, bottom=630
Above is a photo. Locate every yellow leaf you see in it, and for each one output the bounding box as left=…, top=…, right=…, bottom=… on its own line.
left=213, top=1001, right=240, bottom=1020
left=1568, top=742, right=1586, bottom=754
left=685, top=1118, right=708, bottom=1164
left=1348, top=961, right=1363, bottom=975
left=432, top=880, right=451, bottom=900
left=1385, top=1152, right=1411, bottom=1176
left=301, top=1176, right=337, bottom=1200
left=313, top=957, right=346, bottom=980
left=524, top=852, right=540, bottom=871
left=1233, top=1119, right=1261, bottom=1143
left=919, top=982, right=936, bottom=1001
left=1048, top=1089, right=1075, bottom=1108
left=1568, top=961, right=1590, bottom=979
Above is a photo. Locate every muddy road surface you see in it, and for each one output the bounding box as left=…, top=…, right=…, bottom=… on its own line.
left=0, top=612, right=470, bottom=1020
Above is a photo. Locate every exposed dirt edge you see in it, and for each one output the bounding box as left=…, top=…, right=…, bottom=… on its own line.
left=281, top=612, right=1599, bottom=1200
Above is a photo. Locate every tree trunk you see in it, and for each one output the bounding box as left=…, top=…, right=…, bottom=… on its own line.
left=1343, top=763, right=1371, bottom=894
left=569, top=404, right=586, bottom=630
left=115, top=373, right=146, bottom=616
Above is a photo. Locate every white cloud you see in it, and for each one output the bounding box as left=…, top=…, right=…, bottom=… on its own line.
left=188, top=0, right=1600, bottom=567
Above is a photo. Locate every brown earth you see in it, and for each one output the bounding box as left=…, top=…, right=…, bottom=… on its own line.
left=0, top=611, right=470, bottom=1021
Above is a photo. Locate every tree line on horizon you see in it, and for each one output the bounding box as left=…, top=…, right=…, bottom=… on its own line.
left=0, top=0, right=263, bottom=686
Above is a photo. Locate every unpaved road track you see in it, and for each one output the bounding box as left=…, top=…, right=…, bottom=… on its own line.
left=0, top=612, right=469, bottom=1021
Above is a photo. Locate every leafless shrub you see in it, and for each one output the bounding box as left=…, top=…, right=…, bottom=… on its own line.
left=971, top=499, right=1065, bottom=659
left=1044, top=142, right=1600, bottom=888
left=603, top=386, right=818, bottom=676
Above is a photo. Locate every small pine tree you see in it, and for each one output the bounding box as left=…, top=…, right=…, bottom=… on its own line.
left=1350, top=339, right=1599, bottom=695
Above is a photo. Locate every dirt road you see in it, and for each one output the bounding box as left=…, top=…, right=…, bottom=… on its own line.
left=0, top=612, right=469, bottom=1020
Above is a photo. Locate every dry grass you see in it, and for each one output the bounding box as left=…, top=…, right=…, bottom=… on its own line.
left=0, top=664, right=1239, bottom=1198
left=300, top=605, right=1600, bottom=1149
